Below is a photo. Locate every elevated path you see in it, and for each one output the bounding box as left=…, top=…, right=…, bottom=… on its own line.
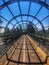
left=0, top=35, right=49, bottom=65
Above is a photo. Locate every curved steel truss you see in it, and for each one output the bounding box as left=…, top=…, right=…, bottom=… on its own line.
left=0, top=0, right=49, bottom=37
left=0, top=0, right=49, bottom=10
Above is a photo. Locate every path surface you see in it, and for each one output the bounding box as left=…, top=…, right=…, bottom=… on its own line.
left=23, top=36, right=26, bottom=62
left=7, top=35, right=43, bottom=65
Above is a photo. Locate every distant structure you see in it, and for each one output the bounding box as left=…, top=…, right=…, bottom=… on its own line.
left=0, top=26, right=5, bottom=33
left=0, top=26, right=5, bottom=45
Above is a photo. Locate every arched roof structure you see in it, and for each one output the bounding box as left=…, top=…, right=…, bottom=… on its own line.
left=0, top=0, right=49, bottom=37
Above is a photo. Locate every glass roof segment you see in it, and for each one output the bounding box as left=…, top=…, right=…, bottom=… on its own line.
left=8, top=23, right=13, bottom=29
left=40, top=0, right=45, bottom=2
left=36, top=23, right=42, bottom=30
left=42, top=17, right=49, bottom=27
left=4, top=0, right=9, bottom=2
left=46, top=0, right=49, bottom=5
left=29, top=2, right=41, bottom=16
left=33, top=19, right=39, bottom=25
left=15, top=21, right=28, bottom=28
left=0, top=0, right=4, bottom=6
left=28, top=17, right=33, bottom=22
left=22, top=16, right=27, bottom=20
left=11, top=19, right=17, bottom=25
left=15, top=21, right=36, bottom=31
left=36, top=7, right=49, bottom=21
left=15, top=24, right=19, bottom=28
left=1, top=7, right=13, bottom=21
left=16, top=17, right=22, bottom=22
left=20, top=2, right=29, bottom=14
left=8, top=2, right=20, bottom=16
left=17, top=25, right=20, bottom=29
left=22, top=23, right=27, bottom=31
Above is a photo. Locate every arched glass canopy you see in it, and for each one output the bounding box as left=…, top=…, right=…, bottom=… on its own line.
left=0, top=0, right=49, bottom=38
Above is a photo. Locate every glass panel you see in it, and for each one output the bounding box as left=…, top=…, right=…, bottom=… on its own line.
left=22, top=23, right=27, bottom=31
left=1, top=7, right=13, bottom=21
left=42, top=17, right=49, bottom=27
left=15, top=24, right=19, bottom=27
left=20, top=24, right=24, bottom=29
left=23, top=21, right=29, bottom=24
left=17, top=25, right=21, bottom=29
left=40, top=0, right=45, bottom=2
left=45, top=27, right=49, bottom=30
left=29, top=2, right=41, bottom=16
left=16, top=17, right=21, bottom=21
left=0, top=17, right=8, bottom=27
left=28, top=17, right=33, bottom=22
left=20, top=2, right=29, bottom=14
left=33, top=19, right=39, bottom=25
left=4, top=0, right=9, bottom=2
left=22, top=16, right=27, bottom=20
left=8, top=24, right=13, bottom=29
left=46, top=0, right=49, bottom=5
left=0, top=0, right=4, bottom=5
left=36, top=23, right=42, bottom=30
left=11, top=19, right=17, bottom=25
left=36, top=7, right=49, bottom=20
left=8, top=2, right=20, bottom=16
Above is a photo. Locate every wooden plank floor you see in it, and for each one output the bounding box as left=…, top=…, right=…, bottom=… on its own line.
left=7, top=35, right=43, bottom=65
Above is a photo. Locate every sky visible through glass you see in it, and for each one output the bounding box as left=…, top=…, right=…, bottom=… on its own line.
left=0, top=0, right=49, bottom=30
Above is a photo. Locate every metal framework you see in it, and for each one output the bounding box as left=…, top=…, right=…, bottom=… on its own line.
left=0, top=0, right=49, bottom=37
left=5, top=14, right=46, bottom=36
left=0, top=0, right=49, bottom=10
left=0, top=1, right=49, bottom=63
left=13, top=21, right=38, bottom=33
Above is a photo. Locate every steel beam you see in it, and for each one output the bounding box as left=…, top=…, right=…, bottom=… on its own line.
left=0, top=0, right=49, bottom=10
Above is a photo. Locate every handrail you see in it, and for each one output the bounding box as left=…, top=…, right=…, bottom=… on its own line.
left=29, top=34, right=49, bottom=42
left=26, top=35, right=49, bottom=65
